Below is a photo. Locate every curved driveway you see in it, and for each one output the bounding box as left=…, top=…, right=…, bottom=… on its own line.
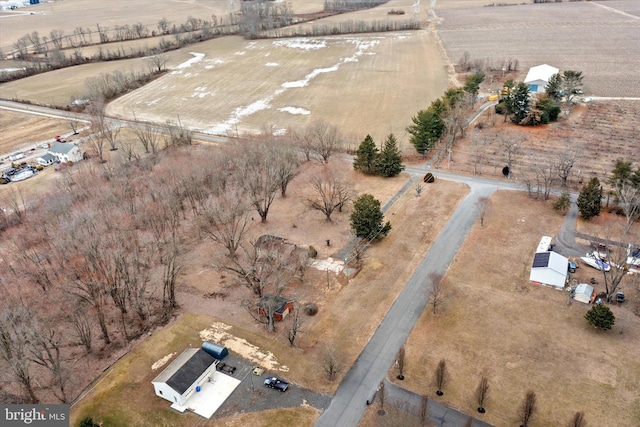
left=317, top=168, right=501, bottom=427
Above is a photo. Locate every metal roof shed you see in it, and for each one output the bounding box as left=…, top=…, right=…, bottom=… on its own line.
left=574, top=283, right=595, bottom=304
left=529, top=251, right=569, bottom=290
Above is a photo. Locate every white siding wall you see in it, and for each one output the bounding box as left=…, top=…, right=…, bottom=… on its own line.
left=178, top=365, right=216, bottom=405
left=152, top=382, right=181, bottom=404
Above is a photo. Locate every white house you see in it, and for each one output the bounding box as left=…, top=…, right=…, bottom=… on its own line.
left=574, top=283, right=595, bottom=304
left=37, top=153, right=56, bottom=167
left=524, top=64, right=559, bottom=93
left=48, top=142, right=83, bottom=163
left=529, top=251, right=569, bottom=290
left=152, top=348, right=218, bottom=406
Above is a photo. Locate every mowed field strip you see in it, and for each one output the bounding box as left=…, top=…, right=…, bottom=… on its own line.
left=106, top=31, right=448, bottom=141
left=435, top=1, right=640, bottom=97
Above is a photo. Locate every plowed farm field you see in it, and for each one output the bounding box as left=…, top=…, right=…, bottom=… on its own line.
left=435, top=0, right=640, bottom=97
left=106, top=31, right=448, bottom=142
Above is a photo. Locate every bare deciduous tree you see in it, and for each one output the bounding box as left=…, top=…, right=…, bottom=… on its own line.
left=131, top=121, right=162, bottom=154
left=305, top=168, right=355, bottom=221
left=0, top=186, right=27, bottom=224
left=500, top=133, right=521, bottom=173
left=428, top=273, right=448, bottom=315
left=146, top=53, right=169, bottom=73
left=236, top=143, right=281, bottom=223
left=0, top=303, right=39, bottom=403
left=70, top=309, right=93, bottom=354
left=475, top=376, right=490, bottom=413
left=287, top=303, right=303, bottom=346
left=593, top=231, right=632, bottom=302
left=613, top=181, right=640, bottom=234
left=556, top=148, right=580, bottom=187
left=323, top=346, right=344, bottom=381
left=27, top=327, right=69, bottom=402
left=306, top=120, right=341, bottom=164
left=475, top=196, right=490, bottom=227
left=567, top=411, right=586, bottom=427
left=434, top=358, right=448, bottom=396
left=199, top=188, right=250, bottom=258
left=396, top=346, right=406, bottom=379
left=86, top=100, right=108, bottom=162
left=420, top=395, right=430, bottom=425
left=65, top=112, right=83, bottom=135
left=518, top=390, right=537, bottom=427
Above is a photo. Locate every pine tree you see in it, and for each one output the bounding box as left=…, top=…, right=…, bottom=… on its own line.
left=585, top=304, right=615, bottom=330
left=577, top=177, right=602, bottom=220
left=510, top=82, right=531, bottom=124
left=376, top=133, right=405, bottom=177
left=407, top=99, right=446, bottom=155
left=545, top=72, right=563, bottom=103
left=353, top=134, right=379, bottom=175
left=350, top=194, right=391, bottom=241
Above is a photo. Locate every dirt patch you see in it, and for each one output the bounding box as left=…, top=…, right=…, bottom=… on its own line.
left=151, top=352, right=176, bottom=371
left=393, top=191, right=640, bottom=427
left=199, top=322, right=289, bottom=372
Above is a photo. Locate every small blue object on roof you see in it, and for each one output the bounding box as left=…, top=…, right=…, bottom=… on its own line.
left=202, top=341, right=228, bottom=360
left=195, top=385, right=201, bottom=392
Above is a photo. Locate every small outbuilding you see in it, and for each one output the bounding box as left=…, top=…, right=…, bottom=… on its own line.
left=152, top=348, right=217, bottom=406
left=37, top=153, right=56, bottom=167
left=258, top=295, right=294, bottom=321
left=529, top=251, right=569, bottom=290
left=524, top=64, right=559, bottom=93
left=574, top=283, right=596, bottom=304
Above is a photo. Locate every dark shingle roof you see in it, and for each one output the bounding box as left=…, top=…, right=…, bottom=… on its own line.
left=161, top=349, right=216, bottom=395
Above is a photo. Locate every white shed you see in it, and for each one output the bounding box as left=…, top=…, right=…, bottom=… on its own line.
left=152, top=348, right=218, bottom=406
left=524, top=64, right=559, bottom=93
left=529, top=251, right=569, bottom=290
left=574, top=283, right=595, bottom=304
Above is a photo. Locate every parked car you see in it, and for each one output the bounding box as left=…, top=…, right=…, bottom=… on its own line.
left=264, top=377, right=289, bottom=392
left=568, top=261, right=577, bottom=273
left=616, top=292, right=625, bottom=303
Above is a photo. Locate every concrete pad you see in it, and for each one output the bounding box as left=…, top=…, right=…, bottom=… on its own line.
left=170, top=371, right=241, bottom=419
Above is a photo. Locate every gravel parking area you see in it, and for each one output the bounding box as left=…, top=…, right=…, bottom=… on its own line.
left=211, top=353, right=331, bottom=419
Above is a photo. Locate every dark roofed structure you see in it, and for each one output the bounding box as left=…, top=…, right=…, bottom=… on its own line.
left=165, top=349, right=215, bottom=394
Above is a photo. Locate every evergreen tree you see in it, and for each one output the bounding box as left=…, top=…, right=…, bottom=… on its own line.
left=545, top=72, right=563, bottom=103
left=353, top=134, right=379, bottom=175
left=562, top=70, right=584, bottom=104
left=535, top=94, right=561, bottom=123
left=407, top=99, right=446, bottom=155
left=577, top=177, right=602, bottom=220
left=553, top=190, right=572, bottom=214
left=463, top=71, right=485, bottom=101
left=350, top=194, right=391, bottom=240
left=608, top=159, right=633, bottom=186
left=585, top=304, right=615, bottom=330
left=510, top=82, right=531, bottom=124
left=376, top=133, right=405, bottom=177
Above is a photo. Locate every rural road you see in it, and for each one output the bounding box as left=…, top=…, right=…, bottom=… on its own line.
left=316, top=177, right=498, bottom=427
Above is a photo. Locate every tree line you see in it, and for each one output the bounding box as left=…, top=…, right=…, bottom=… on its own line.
left=0, top=118, right=398, bottom=403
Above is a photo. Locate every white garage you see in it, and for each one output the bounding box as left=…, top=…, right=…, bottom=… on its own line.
left=529, top=251, right=569, bottom=290
left=524, top=64, right=559, bottom=93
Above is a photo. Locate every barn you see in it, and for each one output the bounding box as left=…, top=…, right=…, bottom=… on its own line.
left=524, top=64, right=559, bottom=93
left=152, top=348, right=218, bottom=406
left=529, top=251, right=569, bottom=290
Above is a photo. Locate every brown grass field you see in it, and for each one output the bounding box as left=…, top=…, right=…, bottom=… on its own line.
left=67, top=155, right=470, bottom=426
left=392, top=190, right=640, bottom=427
left=435, top=1, right=640, bottom=97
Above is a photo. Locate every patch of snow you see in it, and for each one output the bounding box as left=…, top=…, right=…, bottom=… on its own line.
left=273, top=128, right=287, bottom=136
left=282, top=80, right=307, bottom=88
left=278, top=106, right=311, bottom=115
left=265, top=62, right=280, bottom=67
left=175, top=52, right=205, bottom=69
left=235, top=97, right=273, bottom=118
left=0, top=67, right=26, bottom=73
left=235, top=51, right=246, bottom=56
left=273, top=38, right=327, bottom=51
left=147, top=99, right=161, bottom=106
